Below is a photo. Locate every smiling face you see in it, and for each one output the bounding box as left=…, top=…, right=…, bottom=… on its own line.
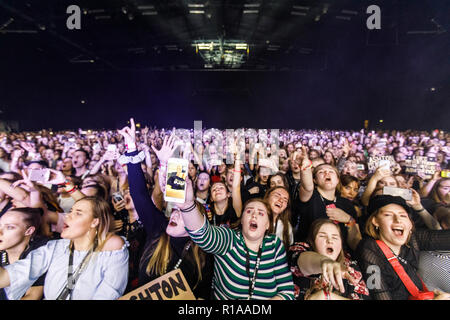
left=267, top=188, right=289, bottom=217
left=372, top=203, right=413, bottom=250
left=241, top=201, right=271, bottom=243
left=211, top=182, right=229, bottom=202
left=0, top=211, right=34, bottom=251
left=61, top=200, right=99, bottom=240
left=313, top=223, right=342, bottom=261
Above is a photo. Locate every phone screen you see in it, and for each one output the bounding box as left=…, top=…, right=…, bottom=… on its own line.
left=164, top=158, right=188, bottom=203
left=29, top=169, right=50, bottom=183
left=383, top=186, right=412, bottom=201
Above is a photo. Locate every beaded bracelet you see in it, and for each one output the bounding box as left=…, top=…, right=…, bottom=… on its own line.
left=301, top=160, right=313, bottom=170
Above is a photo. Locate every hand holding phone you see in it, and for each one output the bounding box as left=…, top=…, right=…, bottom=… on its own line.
left=164, top=158, right=188, bottom=203
left=28, top=169, right=50, bottom=183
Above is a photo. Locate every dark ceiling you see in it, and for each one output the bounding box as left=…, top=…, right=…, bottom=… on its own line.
left=0, top=0, right=449, bottom=131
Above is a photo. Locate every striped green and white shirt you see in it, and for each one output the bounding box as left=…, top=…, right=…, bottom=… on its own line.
left=187, top=217, right=295, bottom=300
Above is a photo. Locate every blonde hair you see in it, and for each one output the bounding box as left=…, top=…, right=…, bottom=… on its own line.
left=146, top=203, right=206, bottom=288
left=70, top=196, right=112, bottom=251
left=146, top=233, right=205, bottom=288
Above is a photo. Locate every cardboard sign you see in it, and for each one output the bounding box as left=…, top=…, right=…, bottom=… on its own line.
left=404, top=156, right=436, bottom=178
left=367, top=156, right=396, bottom=173
left=119, top=269, right=195, bottom=300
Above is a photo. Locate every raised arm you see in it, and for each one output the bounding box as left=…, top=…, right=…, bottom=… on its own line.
left=299, top=146, right=314, bottom=202
left=232, top=157, right=243, bottom=218
left=419, top=172, right=440, bottom=198
left=177, top=177, right=205, bottom=231
left=0, top=178, right=29, bottom=205
left=407, top=189, right=441, bottom=230
left=360, top=167, right=390, bottom=207
left=118, top=118, right=167, bottom=236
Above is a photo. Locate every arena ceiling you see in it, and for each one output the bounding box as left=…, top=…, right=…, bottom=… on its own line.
left=1, top=1, right=449, bottom=131
left=1, top=0, right=449, bottom=72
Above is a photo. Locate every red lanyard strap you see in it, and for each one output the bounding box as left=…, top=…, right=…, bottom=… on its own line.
left=375, top=240, right=429, bottom=298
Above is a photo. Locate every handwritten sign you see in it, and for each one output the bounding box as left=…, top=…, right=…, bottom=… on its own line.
left=119, top=269, right=195, bottom=300
left=367, top=156, right=395, bottom=173
left=404, top=156, right=436, bottom=178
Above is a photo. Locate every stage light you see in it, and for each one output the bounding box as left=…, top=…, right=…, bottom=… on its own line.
left=379, top=120, right=383, bottom=123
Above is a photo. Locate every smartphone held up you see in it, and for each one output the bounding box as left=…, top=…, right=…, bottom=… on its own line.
left=164, top=158, right=188, bottom=204
left=383, top=186, right=412, bottom=201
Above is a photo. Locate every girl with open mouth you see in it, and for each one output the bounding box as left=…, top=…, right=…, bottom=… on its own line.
left=0, top=197, right=129, bottom=299
left=179, top=177, right=295, bottom=300
left=356, top=195, right=450, bottom=300
left=118, top=118, right=213, bottom=300
left=289, top=219, right=369, bottom=300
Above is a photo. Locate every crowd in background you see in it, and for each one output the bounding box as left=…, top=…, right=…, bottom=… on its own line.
left=0, top=122, right=448, bottom=300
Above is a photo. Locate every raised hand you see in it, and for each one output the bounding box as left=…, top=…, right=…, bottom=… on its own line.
left=11, top=170, right=36, bottom=191
left=117, top=118, right=136, bottom=149
left=151, top=130, right=177, bottom=165
left=47, top=169, right=67, bottom=185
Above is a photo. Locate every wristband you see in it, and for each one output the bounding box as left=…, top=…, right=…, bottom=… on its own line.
left=180, top=202, right=197, bottom=213
left=301, top=160, right=313, bottom=171
left=57, top=178, right=71, bottom=187
left=66, top=185, right=78, bottom=194
left=345, top=217, right=356, bottom=228
left=117, top=151, right=145, bottom=165
left=125, top=143, right=137, bottom=151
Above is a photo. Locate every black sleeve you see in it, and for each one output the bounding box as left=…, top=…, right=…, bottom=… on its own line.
left=126, top=151, right=167, bottom=237
left=411, top=229, right=450, bottom=251
left=355, top=238, right=393, bottom=300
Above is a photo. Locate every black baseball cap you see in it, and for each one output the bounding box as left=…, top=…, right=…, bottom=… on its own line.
left=367, top=195, right=412, bottom=216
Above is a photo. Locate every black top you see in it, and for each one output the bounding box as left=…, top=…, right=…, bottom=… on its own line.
left=242, top=178, right=268, bottom=202
left=294, top=188, right=358, bottom=244
left=209, top=198, right=238, bottom=227
left=355, top=230, right=450, bottom=300
left=126, top=151, right=213, bottom=299
left=286, top=171, right=302, bottom=232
